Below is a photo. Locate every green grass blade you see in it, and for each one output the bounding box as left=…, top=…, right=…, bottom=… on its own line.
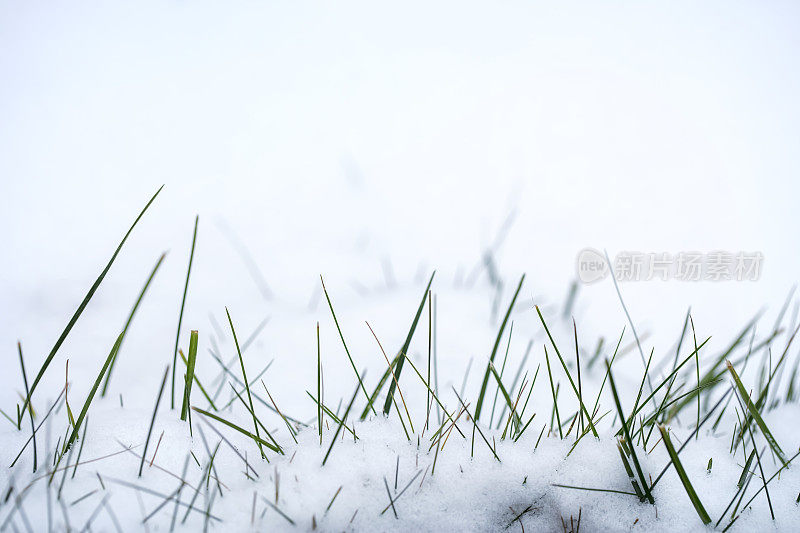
left=102, top=251, right=166, bottom=396
left=179, top=350, right=217, bottom=411
left=726, top=360, right=787, bottom=465
left=489, top=363, right=521, bottom=430
left=21, top=186, right=163, bottom=415
left=537, top=306, right=598, bottom=437
left=323, top=374, right=364, bottom=466
left=657, top=425, right=711, bottom=524
left=226, top=308, right=266, bottom=458
left=171, top=215, right=198, bottom=409
left=192, top=407, right=280, bottom=454
left=139, top=366, right=169, bottom=476
left=17, top=342, right=37, bottom=472
left=317, top=322, right=323, bottom=445
left=180, top=331, right=199, bottom=421
left=474, top=274, right=524, bottom=421
left=607, top=359, right=653, bottom=504
left=383, top=272, right=435, bottom=415
left=60, top=332, right=124, bottom=463
left=320, top=276, right=375, bottom=416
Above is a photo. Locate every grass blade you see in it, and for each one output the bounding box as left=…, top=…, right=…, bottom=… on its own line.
left=323, top=373, right=364, bottom=466
left=726, top=360, right=787, bottom=465
left=60, top=332, right=124, bottom=462
left=102, top=251, right=166, bottom=396
left=382, top=272, right=435, bottom=415
left=607, top=359, right=653, bottom=504
left=171, top=215, right=199, bottom=409
left=657, top=425, right=711, bottom=524
left=139, top=366, right=169, bottom=476
left=21, top=185, right=163, bottom=415
left=191, top=407, right=280, bottom=453
left=17, top=342, right=37, bottom=472
left=320, top=276, right=375, bottom=416
left=474, top=274, right=524, bottom=421
left=180, top=331, right=199, bottom=421
left=226, top=308, right=267, bottom=458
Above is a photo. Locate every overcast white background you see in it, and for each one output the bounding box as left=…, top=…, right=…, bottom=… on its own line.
left=2, top=1, right=800, bottom=397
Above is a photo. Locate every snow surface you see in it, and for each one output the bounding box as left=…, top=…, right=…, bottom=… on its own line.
left=2, top=1, right=800, bottom=531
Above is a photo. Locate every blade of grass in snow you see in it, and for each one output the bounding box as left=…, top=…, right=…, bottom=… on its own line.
left=102, top=251, right=166, bottom=396
left=323, top=373, right=364, bottom=466
left=544, top=346, right=563, bottom=439
left=489, top=322, right=513, bottom=428
left=59, top=333, right=123, bottom=464
left=317, top=322, right=322, bottom=445
left=21, top=185, right=163, bottom=416
left=649, top=388, right=732, bottom=491
left=690, top=316, right=701, bottom=439
left=474, top=275, right=524, bottom=423
left=537, top=306, right=598, bottom=437
left=180, top=331, right=199, bottom=422
left=616, top=439, right=645, bottom=500
left=366, top=321, right=414, bottom=432
left=228, top=384, right=283, bottom=453
left=305, top=391, right=357, bottom=439
left=657, top=424, right=711, bottom=524
left=726, top=360, right=787, bottom=465
left=171, top=215, right=198, bottom=409
left=139, top=366, right=169, bottom=477
left=261, top=382, right=298, bottom=443
left=226, top=307, right=267, bottom=459
left=192, top=407, right=280, bottom=454
left=404, top=358, right=465, bottom=439
left=733, top=392, right=775, bottom=520
left=320, top=276, right=375, bottom=417
left=17, top=342, right=37, bottom=472
left=452, top=387, right=500, bottom=462
left=179, top=350, right=217, bottom=411
left=488, top=363, right=521, bottom=431
left=607, top=359, right=653, bottom=504
left=382, top=272, right=435, bottom=416
left=605, top=249, right=655, bottom=399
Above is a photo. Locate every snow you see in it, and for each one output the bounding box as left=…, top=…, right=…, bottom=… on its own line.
left=2, top=1, right=800, bottom=531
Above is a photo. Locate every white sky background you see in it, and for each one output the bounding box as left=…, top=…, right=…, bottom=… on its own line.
left=2, top=1, right=800, bottom=397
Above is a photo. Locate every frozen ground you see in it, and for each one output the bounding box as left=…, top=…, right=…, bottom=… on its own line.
left=2, top=1, right=800, bottom=532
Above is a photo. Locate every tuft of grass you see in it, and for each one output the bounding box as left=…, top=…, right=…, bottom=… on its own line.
left=171, top=215, right=199, bottom=409
left=180, top=331, right=199, bottom=422
left=657, top=425, right=711, bottom=524
left=21, top=185, right=163, bottom=416
left=474, top=274, right=524, bottom=421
